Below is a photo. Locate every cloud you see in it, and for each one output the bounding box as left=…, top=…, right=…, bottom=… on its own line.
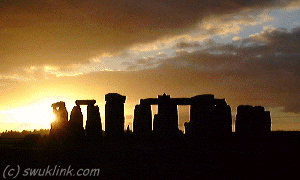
left=281, top=1, right=300, bottom=11
left=122, top=57, right=159, bottom=70
left=232, top=36, right=242, bottom=41
left=175, top=42, right=201, bottom=49
left=175, top=49, right=190, bottom=56
left=121, top=26, right=300, bottom=113
left=2, top=23, right=300, bottom=129
left=1, top=0, right=298, bottom=76
left=2, top=0, right=300, bottom=116
left=197, top=13, right=275, bottom=36
left=157, top=52, right=167, bottom=58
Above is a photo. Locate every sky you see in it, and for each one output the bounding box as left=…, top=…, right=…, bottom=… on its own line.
left=1, top=0, right=300, bottom=132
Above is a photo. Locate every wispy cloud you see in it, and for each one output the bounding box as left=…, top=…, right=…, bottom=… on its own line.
left=1, top=0, right=298, bottom=77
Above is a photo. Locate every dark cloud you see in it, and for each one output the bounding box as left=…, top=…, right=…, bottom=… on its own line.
left=3, top=24, right=300, bottom=126
left=175, top=42, right=201, bottom=49
left=242, top=27, right=300, bottom=54
left=121, top=62, right=138, bottom=71
left=2, top=0, right=300, bottom=117
left=110, top=53, right=300, bottom=114
left=156, top=52, right=167, bottom=58
left=175, top=49, right=190, bottom=56
left=1, top=0, right=297, bottom=73
left=121, top=61, right=134, bottom=66
left=120, top=27, right=300, bottom=113
left=135, top=57, right=156, bottom=65
left=122, top=57, right=159, bottom=70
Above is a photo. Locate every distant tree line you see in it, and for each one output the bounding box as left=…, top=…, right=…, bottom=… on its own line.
left=0, top=129, right=50, bottom=139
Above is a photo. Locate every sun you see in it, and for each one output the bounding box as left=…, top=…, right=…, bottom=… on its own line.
left=2, top=97, right=76, bottom=131
left=10, top=100, right=56, bottom=129
left=29, top=101, right=55, bottom=127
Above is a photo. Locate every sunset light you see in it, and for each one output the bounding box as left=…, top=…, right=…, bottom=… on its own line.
left=0, top=97, right=78, bottom=132
left=2, top=1, right=300, bottom=178
left=0, top=100, right=54, bottom=130
left=0, top=0, right=300, bottom=132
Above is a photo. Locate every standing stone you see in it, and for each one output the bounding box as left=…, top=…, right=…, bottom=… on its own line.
left=51, top=101, right=68, bottom=130
left=186, top=94, right=232, bottom=137
left=69, top=105, right=85, bottom=138
left=153, top=93, right=179, bottom=134
left=86, top=105, right=103, bottom=141
left=133, top=104, right=152, bottom=135
left=235, top=105, right=271, bottom=134
left=105, top=93, right=126, bottom=137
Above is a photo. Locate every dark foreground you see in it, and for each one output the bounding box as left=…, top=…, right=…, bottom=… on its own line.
left=1, top=132, right=300, bottom=179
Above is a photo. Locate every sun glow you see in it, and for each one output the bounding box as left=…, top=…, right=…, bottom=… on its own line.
left=2, top=100, right=55, bottom=130
left=0, top=97, right=78, bottom=130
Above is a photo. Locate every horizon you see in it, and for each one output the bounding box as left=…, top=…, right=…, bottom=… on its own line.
left=1, top=92, right=300, bottom=132
left=0, top=93, right=289, bottom=133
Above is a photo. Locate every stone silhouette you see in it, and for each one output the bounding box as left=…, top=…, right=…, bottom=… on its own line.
left=72, top=100, right=103, bottom=142
left=185, top=94, right=232, bottom=137
left=48, top=93, right=271, bottom=146
left=9, top=93, right=283, bottom=180
left=86, top=103, right=103, bottom=143
left=235, top=105, right=271, bottom=134
left=49, top=99, right=104, bottom=145
left=134, top=94, right=187, bottom=135
left=49, top=101, right=68, bottom=139
left=105, top=93, right=126, bottom=137
left=153, top=93, right=179, bottom=134
left=69, top=105, right=85, bottom=138
left=133, top=104, right=152, bottom=135
left=50, top=101, right=68, bottom=131
left=133, top=93, right=232, bottom=138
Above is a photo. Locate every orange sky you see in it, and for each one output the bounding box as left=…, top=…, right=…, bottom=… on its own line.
left=1, top=0, right=300, bottom=132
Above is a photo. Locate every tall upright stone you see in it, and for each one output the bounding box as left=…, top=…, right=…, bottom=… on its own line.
left=153, top=93, right=179, bottom=134
left=187, top=94, right=215, bottom=135
left=50, top=101, right=69, bottom=138
left=235, top=105, right=271, bottom=134
left=70, top=106, right=83, bottom=128
left=235, top=105, right=253, bottom=134
left=75, top=99, right=102, bottom=141
left=185, top=94, right=232, bottom=137
left=86, top=105, right=103, bottom=141
left=133, top=104, right=152, bottom=135
left=69, top=105, right=85, bottom=138
left=51, top=101, right=68, bottom=130
left=105, top=93, right=126, bottom=137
